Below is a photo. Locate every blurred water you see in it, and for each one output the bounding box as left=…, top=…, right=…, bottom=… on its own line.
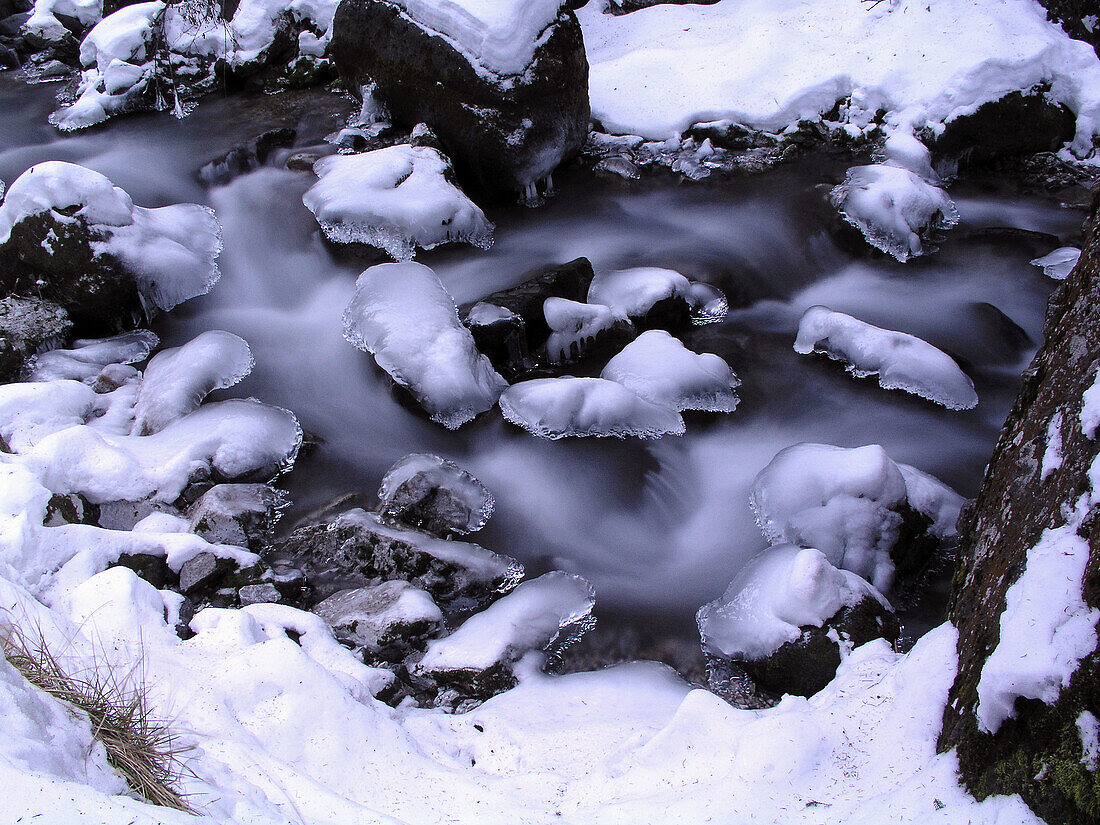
left=1, top=77, right=1085, bottom=634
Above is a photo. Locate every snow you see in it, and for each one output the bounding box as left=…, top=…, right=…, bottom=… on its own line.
left=0, top=163, right=222, bottom=313
left=499, top=376, right=686, bottom=440
left=976, top=497, right=1100, bottom=734
left=577, top=0, right=1100, bottom=155
left=1079, top=711, right=1100, bottom=772
left=697, top=544, right=888, bottom=661
left=600, top=329, right=740, bottom=413
left=392, top=0, right=564, bottom=77
left=1041, top=412, right=1064, bottom=481
left=1031, top=246, right=1082, bottom=280
left=794, top=305, right=979, bottom=410
left=543, top=297, right=624, bottom=363
left=343, top=262, right=508, bottom=428
left=417, top=571, right=595, bottom=674
left=25, top=331, right=158, bottom=383
left=831, top=163, right=959, bottom=261
left=750, top=442, right=963, bottom=592
left=378, top=452, right=494, bottom=534
left=314, top=581, right=443, bottom=648
left=303, top=145, right=494, bottom=261
left=1083, top=371, right=1100, bottom=439
left=587, top=266, right=691, bottom=319
left=131, top=330, right=254, bottom=435
left=24, top=0, right=102, bottom=43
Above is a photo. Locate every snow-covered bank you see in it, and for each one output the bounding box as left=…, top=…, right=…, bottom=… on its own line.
left=578, top=0, right=1100, bottom=151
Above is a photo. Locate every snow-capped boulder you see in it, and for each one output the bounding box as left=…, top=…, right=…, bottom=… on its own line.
left=314, top=580, right=443, bottom=654
left=377, top=453, right=494, bottom=537
left=0, top=161, right=221, bottom=334
left=499, top=376, right=686, bottom=440
left=130, top=330, right=253, bottom=435
left=343, top=262, right=508, bottom=429
left=188, top=483, right=289, bottom=551
left=749, top=443, right=966, bottom=592
left=600, top=329, right=739, bottom=413
left=415, top=570, right=595, bottom=701
left=272, top=508, right=523, bottom=612
left=697, top=544, right=897, bottom=698
left=302, top=145, right=494, bottom=261
left=1031, top=246, right=1081, bottom=281
left=543, top=297, right=633, bottom=364
left=794, top=306, right=979, bottom=410
left=330, top=0, right=590, bottom=195
left=830, top=163, right=959, bottom=262
left=587, top=266, right=693, bottom=330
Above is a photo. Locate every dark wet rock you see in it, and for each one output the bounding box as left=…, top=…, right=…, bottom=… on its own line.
left=462, top=257, right=594, bottom=375
left=1036, top=0, right=1099, bottom=57
left=938, top=185, right=1100, bottom=824
left=188, top=483, right=288, bottom=551
left=703, top=657, right=778, bottom=710
left=687, top=122, right=779, bottom=152
left=734, top=596, right=899, bottom=698
left=179, top=551, right=233, bottom=595
left=313, top=580, right=443, bottom=656
left=197, top=128, right=297, bottom=186
left=0, top=296, right=72, bottom=382
left=932, top=89, right=1077, bottom=173
left=44, top=492, right=96, bottom=527
left=115, top=552, right=175, bottom=590
left=0, top=42, right=18, bottom=69
left=285, top=150, right=322, bottom=171
left=238, top=582, right=282, bottom=606
left=330, top=0, right=589, bottom=196
left=270, top=508, right=523, bottom=613
left=377, top=453, right=493, bottom=537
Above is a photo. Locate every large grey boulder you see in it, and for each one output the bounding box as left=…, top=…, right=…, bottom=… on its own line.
left=330, top=0, right=590, bottom=196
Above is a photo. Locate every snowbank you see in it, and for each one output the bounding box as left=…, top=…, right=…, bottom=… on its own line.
left=343, top=263, right=507, bottom=428
left=794, top=305, right=978, bottom=410
left=303, top=145, right=494, bottom=261
left=577, top=0, right=1100, bottom=153
left=697, top=544, right=888, bottom=661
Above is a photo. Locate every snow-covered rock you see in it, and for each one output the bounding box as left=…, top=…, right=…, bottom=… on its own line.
left=274, top=507, right=523, bottom=611
left=499, top=376, right=686, bottom=440
left=314, top=580, right=443, bottom=652
left=1031, top=246, right=1082, bottom=280
left=416, top=570, right=595, bottom=699
left=830, top=163, right=959, bottom=262
left=130, top=330, right=253, bottom=435
left=749, top=442, right=965, bottom=592
left=587, top=266, right=692, bottom=326
left=794, top=306, right=978, bottom=410
left=330, top=0, right=589, bottom=194
left=0, top=162, right=221, bottom=332
left=302, top=145, right=494, bottom=261
left=600, top=329, right=739, bottom=413
left=543, top=297, right=630, bottom=363
left=378, top=453, right=494, bottom=537
left=343, top=262, right=508, bottom=429
left=23, top=0, right=102, bottom=45
left=188, top=483, right=289, bottom=551
left=697, top=544, right=896, bottom=697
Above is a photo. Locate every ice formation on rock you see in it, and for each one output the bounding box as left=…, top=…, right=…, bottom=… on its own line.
left=303, top=145, right=493, bottom=261
left=24, top=331, right=158, bottom=383
left=794, top=305, right=978, bottom=409
left=378, top=453, right=494, bottom=536
left=417, top=571, right=595, bottom=675
left=586, top=266, right=692, bottom=320
left=1031, top=246, right=1082, bottom=280
left=499, top=376, right=686, bottom=440
left=343, top=262, right=507, bottom=428
left=697, top=544, right=889, bottom=661
left=600, top=329, right=739, bottom=413
left=749, top=442, right=964, bottom=592
left=131, top=330, right=254, bottom=435
left=543, top=297, right=625, bottom=363
left=831, top=164, right=959, bottom=262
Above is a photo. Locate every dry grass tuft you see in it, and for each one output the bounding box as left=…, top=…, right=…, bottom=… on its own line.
left=0, top=621, right=195, bottom=813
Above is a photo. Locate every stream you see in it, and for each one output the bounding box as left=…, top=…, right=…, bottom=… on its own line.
left=1, top=76, right=1086, bottom=668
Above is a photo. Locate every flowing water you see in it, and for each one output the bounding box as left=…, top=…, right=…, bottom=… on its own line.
left=1, top=77, right=1087, bottom=658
